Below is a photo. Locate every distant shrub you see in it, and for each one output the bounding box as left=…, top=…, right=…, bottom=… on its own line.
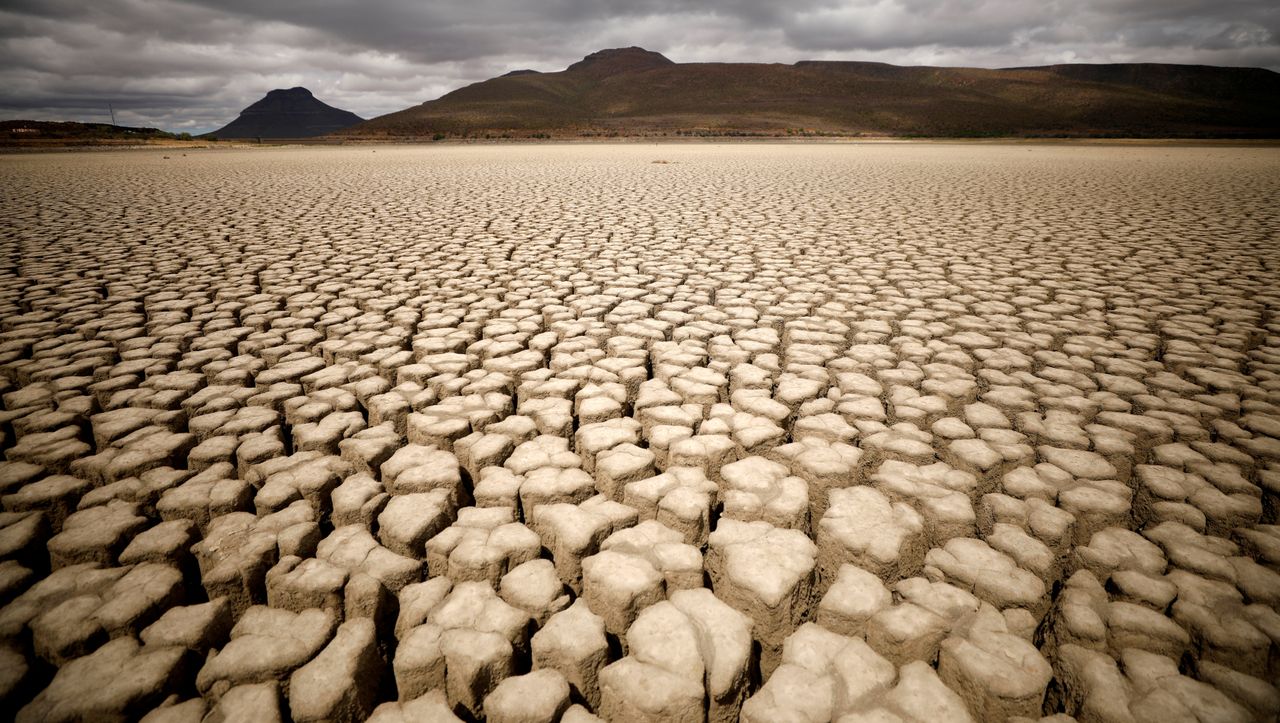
left=432, top=133, right=446, bottom=141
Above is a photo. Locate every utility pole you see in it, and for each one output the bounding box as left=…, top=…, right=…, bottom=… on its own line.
left=108, top=103, right=116, bottom=126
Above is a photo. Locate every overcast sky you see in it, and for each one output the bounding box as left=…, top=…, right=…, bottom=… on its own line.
left=2, top=0, right=1277, bottom=133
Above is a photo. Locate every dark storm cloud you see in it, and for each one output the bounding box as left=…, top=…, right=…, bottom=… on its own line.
left=1, top=0, right=1276, bottom=133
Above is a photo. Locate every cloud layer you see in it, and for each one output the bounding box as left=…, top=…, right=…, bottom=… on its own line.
left=2, top=0, right=1276, bottom=133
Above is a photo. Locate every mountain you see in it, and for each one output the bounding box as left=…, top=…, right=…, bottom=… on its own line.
left=206, top=87, right=363, bottom=139
left=342, top=47, right=1280, bottom=138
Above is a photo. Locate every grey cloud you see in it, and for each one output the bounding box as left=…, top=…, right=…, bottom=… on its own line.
left=1, top=0, right=1276, bottom=133
left=781, top=0, right=1057, bottom=52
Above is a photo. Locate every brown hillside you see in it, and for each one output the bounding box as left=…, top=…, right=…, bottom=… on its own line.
left=342, top=48, right=1280, bottom=138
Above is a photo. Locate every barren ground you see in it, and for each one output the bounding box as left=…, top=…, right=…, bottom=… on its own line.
left=0, top=143, right=1278, bottom=722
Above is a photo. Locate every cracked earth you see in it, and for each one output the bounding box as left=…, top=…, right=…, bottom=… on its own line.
left=0, top=143, right=1278, bottom=722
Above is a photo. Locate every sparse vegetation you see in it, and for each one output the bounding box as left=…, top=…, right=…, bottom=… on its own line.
left=0, top=120, right=206, bottom=147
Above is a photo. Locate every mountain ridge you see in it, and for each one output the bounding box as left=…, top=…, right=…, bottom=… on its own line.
left=341, top=48, right=1280, bottom=138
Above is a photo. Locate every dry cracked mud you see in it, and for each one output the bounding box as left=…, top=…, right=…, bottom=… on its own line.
left=0, top=142, right=1278, bottom=722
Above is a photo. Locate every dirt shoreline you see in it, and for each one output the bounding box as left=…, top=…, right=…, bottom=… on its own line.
left=4, top=135, right=1280, bottom=153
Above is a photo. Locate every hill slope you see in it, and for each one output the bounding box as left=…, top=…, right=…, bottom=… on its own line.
left=207, top=87, right=363, bottom=139
left=2, top=120, right=189, bottom=147
left=344, top=47, right=1280, bottom=138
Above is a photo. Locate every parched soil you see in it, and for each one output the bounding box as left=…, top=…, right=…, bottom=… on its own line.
left=0, top=143, right=1277, bottom=722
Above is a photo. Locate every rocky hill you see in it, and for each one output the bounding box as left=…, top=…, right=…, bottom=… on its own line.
left=343, top=47, right=1280, bottom=138
left=206, top=87, right=363, bottom=139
